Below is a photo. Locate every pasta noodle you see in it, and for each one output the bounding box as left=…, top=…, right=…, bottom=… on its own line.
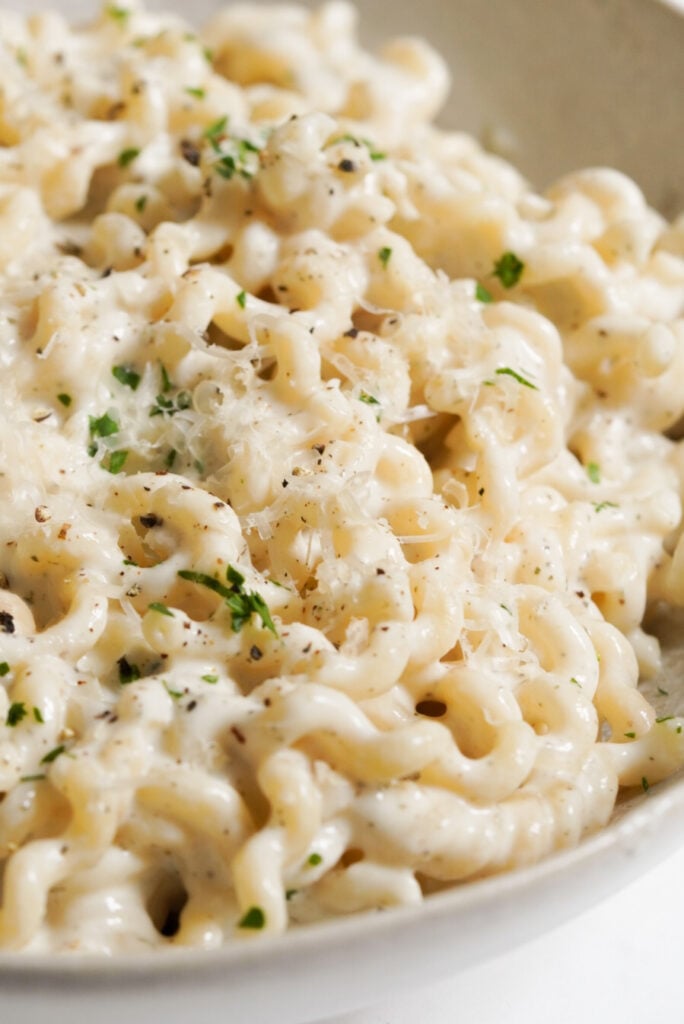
left=1, top=0, right=684, bottom=954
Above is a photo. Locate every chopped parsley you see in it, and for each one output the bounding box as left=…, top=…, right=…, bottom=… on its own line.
left=118, top=656, right=141, bottom=685
left=476, top=282, right=494, bottom=303
left=0, top=662, right=10, bottom=676
left=6, top=702, right=27, bottom=727
left=88, top=412, right=119, bottom=456
left=118, top=147, right=141, bottom=168
left=238, top=906, right=265, bottom=929
left=164, top=682, right=184, bottom=700
left=112, top=365, right=141, bottom=390
left=593, top=501, right=619, bottom=513
left=236, top=290, right=247, bottom=309
left=325, top=133, right=386, bottom=160
left=657, top=687, right=670, bottom=697
left=149, top=366, right=192, bottom=418
left=41, top=744, right=66, bottom=764
left=358, top=391, right=380, bottom=406
left=20, top=773, right=46, bottom=783
left=165, top=448, right=178, bottom=469
left=185, top=86, right=206, bottom=100
left=107, top=449, right=129, bottom=474
left=624, top=732, right=636, bottom=739
left=134, top=194, right=148, bottom=213
left=178, top=566, right=277, bottom=636
left=106, top=5, right=130, bottom=24
left=201, top=674, right=219, bottom=684
left=493, top=367, right=538, bottom=390
left=57, top=393, right=72, bottom=407
left=492, top=251, right=525, bottom=288
left=641, top=776, right=650, bottom=793
left=586, top=462, right=601, bottom=484
left=202, top=117, right=262, bottom=180
left=33, top=707, right=44, bottom=724
left=656, top=716, right=674, bottom=724
left=148, top=602, right=174, bottom=617
left=307, top=852, right=323, bottom=867
left=378, top=246, right=392, bottom=269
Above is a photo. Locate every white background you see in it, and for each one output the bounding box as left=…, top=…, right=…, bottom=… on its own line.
left=331, top=845, right=683, bottom=1024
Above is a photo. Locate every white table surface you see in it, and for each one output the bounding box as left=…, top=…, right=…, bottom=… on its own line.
left=329, top=842, right=684, bottom=1024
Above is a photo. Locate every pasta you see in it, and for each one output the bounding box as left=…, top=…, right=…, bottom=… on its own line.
left=1, top=0, right=684, bottom=954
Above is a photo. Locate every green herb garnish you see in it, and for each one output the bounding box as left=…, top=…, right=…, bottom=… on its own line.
left=492, top=251, right=525, bottom=288
left=236, top=290, right=247, bottom=309
left=238, top=906, right=265, bottom=929
left=106, top=5, right=130, bottom=25
left=593, top=501, right=619, bottom=513
left=33, top=707, right=44, bottom=724
left=118, top=657, right=141, bottom=685
left=494, top=367, right=538, bottom=390
left=476, top=282, right=493, bottom=303
left=134, top=194, right=148, bottom=213
left=0, top=662, right=10, bottom=676
left=148, top=602, right=174, bottom=617
left=185, top=86, right=206, bottom=100
left=641, top=776, right=650, bottom=793
left=20, top=773, right=46, bottom=782
left=107, top=450, right=129, bottom=474
left=358, top=391, right=380, bottom=406
left=307, top=852, right=323, bottom=867
left=624, top=732, right=636, bottom=739
left=41, top=744, right=66, bottom=764
left=118, top=147, right=141, bottom=168
left=57, top=393, right=72, bottom=407
left=586, top=462, right=601, bottom=484
left=112, top=365, right=141, bottom=390
left=6, top=702, right=27, bottom=727
left=178, top=566, right=277, bottom=636
left=201, top=674, right=219, bottom=684
left=378, top=246, right=392, bottom=269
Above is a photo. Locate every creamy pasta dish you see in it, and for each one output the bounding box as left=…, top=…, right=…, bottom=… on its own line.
left=1, top=0, right=684, bottom=955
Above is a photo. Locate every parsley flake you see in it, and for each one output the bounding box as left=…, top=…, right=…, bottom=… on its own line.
left=20, top=773, right=46, bottom=783
left=656, top=716, right=674, bottom=724
left=148, top=602, right=174, bottom=617
left=358, top=391, right=380, bottom=406
left=106, top=5, right=130, bottom=24
left=118, top=147, right=141, bottom=168
left=178, top=566, right=277, bottom=636
left=378, top=246, right=392, bottom=269
left=492, top=251, right=525, bottom=288
left=118, top=656, right=141, bottom=685
left=236, top=290, right=247, bottom=309
left=6, top=702, right=27, bottom=727
left=238, top=906, right=265, bottom=929
left=593, top=501, right=619, bottom=513
left=0, top=662, right=10, bottom=677
left=107, top=449, right=129, bottom=474
left=41, top=744, right=66, bottom=764
left=624, top=732, right=636, bottom=739
left=201, top=674, right=219, bottom=684
left=641, top=776, right=650, bottom=793
left=112, top=365, right=141, bottom=390
left=586, top=462, right=601, bottom=484
left=494, top=367, right=538, bottom=390
left=33, top=707, right=44, bottom=724
left=57, top=393, right=72, bottom=407
left=475, top=282, right=493, bottom=303
left=307, top=852, right=323, bottom=867
left=134, top=194, right=148, bottom=213
left=185, top=86, right=206, bottom=100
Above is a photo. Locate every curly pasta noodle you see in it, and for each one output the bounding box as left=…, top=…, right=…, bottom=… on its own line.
left=0, top=0, right=683, bottom=953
